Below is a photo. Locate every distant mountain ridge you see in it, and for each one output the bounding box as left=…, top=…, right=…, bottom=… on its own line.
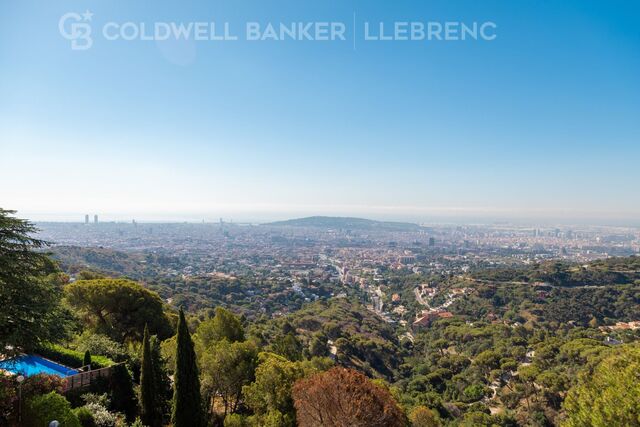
left=262, top=216, right=422, bottom=231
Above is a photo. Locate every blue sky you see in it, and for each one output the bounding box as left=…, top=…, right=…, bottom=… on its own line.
left=1, top=1, right=639, bottom=224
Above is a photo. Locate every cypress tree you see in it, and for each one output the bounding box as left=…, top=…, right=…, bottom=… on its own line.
left=172, top=308, right=204, bottom=427
left=150, top=335, right=171, bottom=419
left=83, top=350, right=92, bottom=369
left=140, top=324, right=161, bottom=426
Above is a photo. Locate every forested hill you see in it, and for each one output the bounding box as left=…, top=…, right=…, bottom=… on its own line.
left=252, top=298, right=404, bottom=380
left=446, top=256, right=640, bottom=326
left=263, top=216, right=422, bottom=231
left=471, top=255, right=640, bottom=287
left=49, top=246, right=183, bottom=279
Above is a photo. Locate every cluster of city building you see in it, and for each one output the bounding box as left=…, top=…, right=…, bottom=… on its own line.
left=36, top=218, right=640, bottom=323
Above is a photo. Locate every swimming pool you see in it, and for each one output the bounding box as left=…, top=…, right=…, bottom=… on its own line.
left=0, top=354, right=79, bottom=377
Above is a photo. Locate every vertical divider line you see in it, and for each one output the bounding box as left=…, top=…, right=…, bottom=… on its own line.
left=353, top=12, right=357, bottom=51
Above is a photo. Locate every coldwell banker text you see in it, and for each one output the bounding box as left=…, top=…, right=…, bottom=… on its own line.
left=102, top=21, right=496, bottom=41
left=58, top=14, right=498, bottom=50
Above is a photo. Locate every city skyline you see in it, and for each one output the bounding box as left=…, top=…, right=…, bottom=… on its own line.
left=17, top=209, right=640, bottom=228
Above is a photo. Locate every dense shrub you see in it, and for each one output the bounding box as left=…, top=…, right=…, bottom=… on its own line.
left=409, top=406, right=442, bottom=427
left=0, top=376, right=17, bottom=423
left=21, top=373, right=66, bottom=399
left=23, top=391, right=81, bottom=427
left=224, top=413, right=249, bottom=427
left=74, top=406, right=98, bottom=427
left=129, top=418, right=145, bottom=427
left=73, top=394, right=122, bottom=427
left=0, top=374, right=66, bottom=423
left=82, top=402, right=119, bottom=427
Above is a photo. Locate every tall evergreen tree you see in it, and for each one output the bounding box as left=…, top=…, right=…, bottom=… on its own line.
left=0, top=208, right=71, bottom=354
left=150, top=335, right=171, bottom=419
left=140, top=325, right=161, bottom=426
left=172, top=308, right=204, bottom=427
left=83, top=350, right=92, bottom=369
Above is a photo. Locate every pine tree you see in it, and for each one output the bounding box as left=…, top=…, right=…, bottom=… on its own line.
left=140, top=324, right=161, bottom=426
left=172, top=308, right=204, bottom=427
left=0, top=209, right=70, bottom=354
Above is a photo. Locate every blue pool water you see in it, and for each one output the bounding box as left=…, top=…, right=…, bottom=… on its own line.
left=0, top=354, right=78, bottom=377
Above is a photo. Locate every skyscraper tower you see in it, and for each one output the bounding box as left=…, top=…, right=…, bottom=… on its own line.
left=94, top=214, right=98, bottom=224
left=85, top=214, right=89, bottom=224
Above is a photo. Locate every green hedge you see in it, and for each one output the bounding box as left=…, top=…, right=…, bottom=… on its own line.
left=36, top=344, right=115, bottom=369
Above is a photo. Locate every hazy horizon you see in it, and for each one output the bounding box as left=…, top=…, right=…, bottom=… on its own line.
left=16, top=208, right=640, bottom=228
